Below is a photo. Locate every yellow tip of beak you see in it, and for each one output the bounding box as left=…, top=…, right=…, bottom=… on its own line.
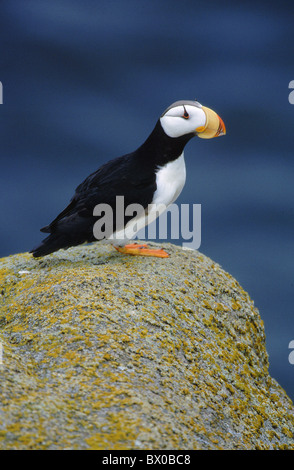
left=196, top=106, right=226, bottom=139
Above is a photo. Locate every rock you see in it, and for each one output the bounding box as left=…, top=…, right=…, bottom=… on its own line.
left=0, top=242, right=293, bottom=450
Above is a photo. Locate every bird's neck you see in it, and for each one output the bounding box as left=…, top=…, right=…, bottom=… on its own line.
left=136, top=120, right=194, bottom=167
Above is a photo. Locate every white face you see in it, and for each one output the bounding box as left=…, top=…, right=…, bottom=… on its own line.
left=160, top=101, right=207, bottom=138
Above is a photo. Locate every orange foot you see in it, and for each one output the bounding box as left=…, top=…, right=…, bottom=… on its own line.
left=114, top=243, right=169, bottom=258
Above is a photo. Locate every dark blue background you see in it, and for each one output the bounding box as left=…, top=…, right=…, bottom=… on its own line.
left=1, top=0, right=293, bottom=400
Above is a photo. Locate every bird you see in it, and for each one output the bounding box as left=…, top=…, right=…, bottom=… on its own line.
left=30, top=99, right=226, bottom=259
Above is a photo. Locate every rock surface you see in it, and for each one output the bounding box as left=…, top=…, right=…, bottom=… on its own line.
left=0, top=242, right=293, bottom=450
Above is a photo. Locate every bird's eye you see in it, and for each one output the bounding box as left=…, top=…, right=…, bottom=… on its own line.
left=182, top=108, right=189, bottom=119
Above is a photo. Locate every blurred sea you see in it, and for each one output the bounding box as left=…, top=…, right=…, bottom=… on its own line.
left=0, top=0, right=293, bottom=400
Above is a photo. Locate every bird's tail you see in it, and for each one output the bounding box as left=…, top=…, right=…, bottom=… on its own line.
left=30, top=233, right=70, bottom=258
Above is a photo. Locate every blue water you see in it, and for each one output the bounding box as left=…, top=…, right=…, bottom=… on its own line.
left=0, top=0, right=293, bottom=401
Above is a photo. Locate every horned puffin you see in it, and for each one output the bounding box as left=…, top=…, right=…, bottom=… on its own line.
left=31, top=100, right=226, bottom=258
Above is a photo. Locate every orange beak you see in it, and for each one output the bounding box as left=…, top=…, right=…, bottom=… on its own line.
left=196, top=106, right=226, bottom=139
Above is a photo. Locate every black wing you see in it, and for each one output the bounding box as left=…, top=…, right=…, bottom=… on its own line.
left=31, top=153, right=157, bottom=257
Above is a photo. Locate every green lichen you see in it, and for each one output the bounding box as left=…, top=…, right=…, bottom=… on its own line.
left=0, top=242, right=293, bottom=450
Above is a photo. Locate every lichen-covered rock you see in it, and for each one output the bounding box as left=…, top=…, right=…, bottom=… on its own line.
left=0, top=242, right=293, bottom=450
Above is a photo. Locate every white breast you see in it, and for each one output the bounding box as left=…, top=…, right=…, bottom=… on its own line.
left=109, top=153, right=186, bottom=244
left=152, top=152, right=186, bottom=206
